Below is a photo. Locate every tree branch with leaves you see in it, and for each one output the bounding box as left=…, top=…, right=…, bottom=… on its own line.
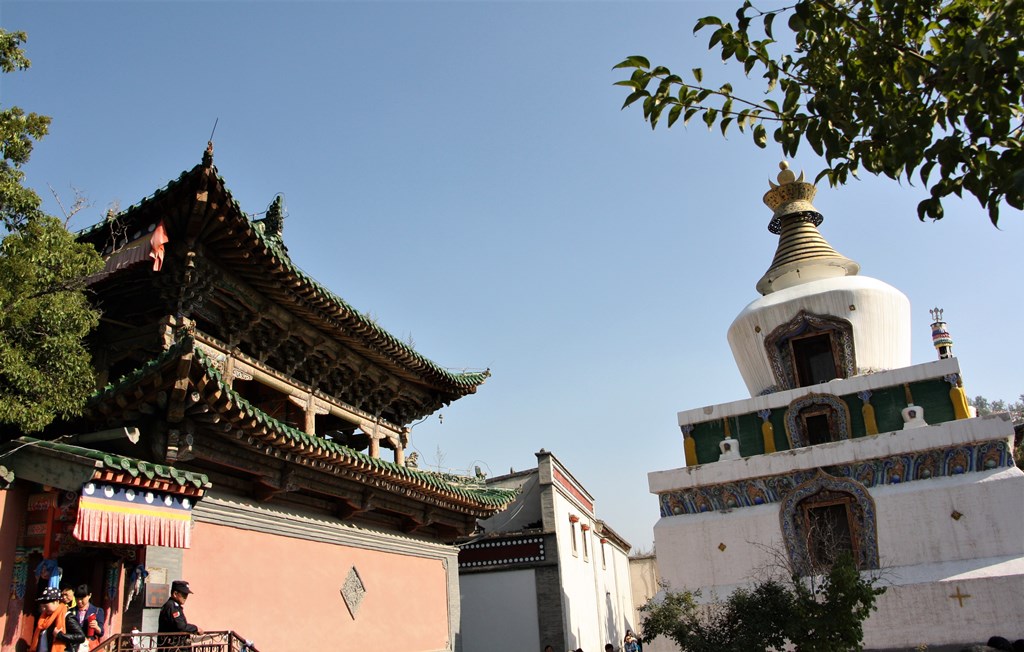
left=0, top=29, right=102, bottom=433
left=615, top=0, right=1023, bottom=224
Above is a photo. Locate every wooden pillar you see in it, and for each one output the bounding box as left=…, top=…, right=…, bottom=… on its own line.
left=304, top=393, right=316, bottom=436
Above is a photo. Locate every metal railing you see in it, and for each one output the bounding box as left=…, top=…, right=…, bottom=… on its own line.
left=93, top=631, right=258, bottom=652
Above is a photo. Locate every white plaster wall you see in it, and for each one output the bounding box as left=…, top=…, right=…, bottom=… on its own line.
left=553, top=490, right=603, bottom=651
left=874, top=468, right=1024, bottom=568
left=727, top=275, right=912, bottom=397
left=597, top=542, right=637, bottom=649
left=654, top=503, right=786, bottom=592
left=865, top=567, right=1024, bottom=648
left=459, top=569, right=540, bottom=652
left=652, top=466, right=1024, bottom=648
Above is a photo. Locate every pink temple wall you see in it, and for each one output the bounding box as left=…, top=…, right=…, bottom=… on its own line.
left=183, top=521, right=451, bottom=651
left=0, top=484, right=30, bottom=652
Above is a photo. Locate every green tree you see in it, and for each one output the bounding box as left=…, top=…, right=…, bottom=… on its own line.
left=640, top=554, right=884, bottom=652
left=615, top=0, right=1023, bottom=225
left=1, top=30, right=50, bottom=230
left=0, top=29, right=103, bottom=432
left=970, top=394, right=1024, bottom=422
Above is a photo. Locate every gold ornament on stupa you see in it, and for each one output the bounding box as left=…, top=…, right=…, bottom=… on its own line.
left=756, top=162, right=860, bottom=295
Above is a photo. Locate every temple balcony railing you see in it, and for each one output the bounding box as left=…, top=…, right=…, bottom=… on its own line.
left=93, top=631, right=258, bottom=652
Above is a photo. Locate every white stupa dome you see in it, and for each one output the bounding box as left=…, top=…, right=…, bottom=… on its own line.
left=728, top=163, right=911, bottom=397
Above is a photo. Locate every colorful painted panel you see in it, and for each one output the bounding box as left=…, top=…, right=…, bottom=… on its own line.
left=657, top=440, right=1012, bottom=517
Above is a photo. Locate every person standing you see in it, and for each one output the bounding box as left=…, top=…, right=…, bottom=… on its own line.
left=623, top=632, right=640, bottom=652
left=158, top=580, right=202, bottom=652
left=29, top=587, right=85, bottom=652
left=73, top=584, right=105, bottom=649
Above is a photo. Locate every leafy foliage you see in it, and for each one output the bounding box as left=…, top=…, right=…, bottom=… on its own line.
left=640, top=554, right=884, bottom=652
left=0, top=216, right=102, bottom=431
left=0, top=29, right=103, bottom=432
left=1, top=30, right=51, bottom=230
left=615, top=0, right=1023, bottom=224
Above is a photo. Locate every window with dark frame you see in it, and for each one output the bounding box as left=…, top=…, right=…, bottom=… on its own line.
left=801, top=408, right=835, bottom=446
left=600, top=540, right=607, bottom=569
left=570, top=517, right=578, bottom=556
left=790, top=332, right=840, bottom=387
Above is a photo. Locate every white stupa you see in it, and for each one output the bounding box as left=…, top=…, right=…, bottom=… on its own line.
left=728, top=162, right=911, bottom=397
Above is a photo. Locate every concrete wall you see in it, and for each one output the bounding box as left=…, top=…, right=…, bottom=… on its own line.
left=460, top=569, right=539, bottom=652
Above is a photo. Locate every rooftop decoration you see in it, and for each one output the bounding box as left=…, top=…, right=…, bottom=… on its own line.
left=757, top=162, right=860, bottom=295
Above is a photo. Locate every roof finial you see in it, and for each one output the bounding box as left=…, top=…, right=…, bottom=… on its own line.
left=202, top=140, right=214, bottom=168
left=930, top=307, right=953, bottom=359
left=203, top=119, right=218, bottom=168
left=756, top=161, right=859, bottom=295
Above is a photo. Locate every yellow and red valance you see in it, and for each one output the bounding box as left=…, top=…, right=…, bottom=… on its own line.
left=73, top=482, right=195, bottom=548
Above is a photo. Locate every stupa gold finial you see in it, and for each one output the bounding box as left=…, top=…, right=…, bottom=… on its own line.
left=763, top=162, right=818, bottom=230
left=756, top=161, right=860, bottom=295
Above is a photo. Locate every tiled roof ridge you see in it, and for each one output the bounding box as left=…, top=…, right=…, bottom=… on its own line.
left=75, top=162, right=489, bottom=390
left=7, top=436, right=210, bottom=489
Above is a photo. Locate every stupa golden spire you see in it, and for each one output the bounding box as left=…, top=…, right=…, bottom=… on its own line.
left=756, top=162, right=860, bottom=295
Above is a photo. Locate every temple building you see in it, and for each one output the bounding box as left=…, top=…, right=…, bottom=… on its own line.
left=458, top=451, right=635, bottom=652
left=0, top=146, right=515, bottom=652
left=649, top=163, right=1023, bottom=649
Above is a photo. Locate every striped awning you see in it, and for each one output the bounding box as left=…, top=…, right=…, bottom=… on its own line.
left=73, top=482, right=195, bottom=548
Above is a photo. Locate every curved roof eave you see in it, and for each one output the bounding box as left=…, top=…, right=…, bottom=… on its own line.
left=77, top=160, right=489, bottom=395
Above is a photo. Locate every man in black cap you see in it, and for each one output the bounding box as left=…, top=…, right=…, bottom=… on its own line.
left=158, top=580, right=202, bottom=652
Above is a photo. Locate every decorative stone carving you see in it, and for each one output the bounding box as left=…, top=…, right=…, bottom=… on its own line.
left=340, top=566, right=367, bottom=619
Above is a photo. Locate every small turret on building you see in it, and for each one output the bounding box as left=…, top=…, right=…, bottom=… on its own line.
left=930, top=307, right=954, bottom=359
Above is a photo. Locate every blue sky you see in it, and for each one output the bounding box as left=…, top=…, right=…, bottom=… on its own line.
left=4, top=1, right=1020, bottom=551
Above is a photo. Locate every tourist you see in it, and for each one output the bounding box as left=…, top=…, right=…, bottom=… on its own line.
left=60, top=587, right=75, bottom=610
left=158, top=580, right=202, bottom=652
left=623, top=632, right=639, bottom=652
left=605, top=644, right=615, bottom=652
left=29, top=587, right=85, bottom=652
left=74, top=584, right=105, bottom=649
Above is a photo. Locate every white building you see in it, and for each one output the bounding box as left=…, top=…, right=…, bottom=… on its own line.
left=459, top=450, right=636, bottom=652
left=649, top=163, right=1024, bottom=650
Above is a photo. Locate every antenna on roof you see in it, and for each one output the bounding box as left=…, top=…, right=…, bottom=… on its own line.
left=209, top=118, right=219, bottom=143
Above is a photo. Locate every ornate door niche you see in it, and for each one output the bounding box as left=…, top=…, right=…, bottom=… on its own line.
left=765, top=311, right=855, bottom=391
left=784, top=393, right=852, bottom=448
left=779, top=472, right=879, bottom=575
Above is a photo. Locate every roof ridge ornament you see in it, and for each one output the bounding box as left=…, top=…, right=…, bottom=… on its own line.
left=202, top=141, right=214, bottom=168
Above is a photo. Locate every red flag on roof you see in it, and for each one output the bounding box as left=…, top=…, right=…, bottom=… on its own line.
left=149, top=220, right=169, bottom=271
